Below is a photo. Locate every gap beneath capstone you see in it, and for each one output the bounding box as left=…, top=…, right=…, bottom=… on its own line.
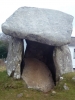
left=21, top=39, right=56, bottom=85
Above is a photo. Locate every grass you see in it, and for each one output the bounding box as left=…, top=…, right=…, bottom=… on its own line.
left=0, top=66, right=75, bottom=100
left=0, top=59, right=6, bottom=72
left=0, top=66, right=6, bottom=72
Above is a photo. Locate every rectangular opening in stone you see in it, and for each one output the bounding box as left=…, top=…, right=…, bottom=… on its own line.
left=21, top=39, right=56, bottom=86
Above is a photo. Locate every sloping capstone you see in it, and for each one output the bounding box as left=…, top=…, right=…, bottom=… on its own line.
left=22, top=58, right=54, bottom=92
left=6, top=37, right=23, bottom=79
left=2, top=6, right=73, bottom=46
left=53, top=45, right=73, bottom=81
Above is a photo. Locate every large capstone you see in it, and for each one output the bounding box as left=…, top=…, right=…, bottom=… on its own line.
left=6, top=37, right=23, bottom=79
left=2, top=6, right=73, bottom=46
left=53, top=45, right=73, bottom=81
left=22, top=58, right=54, bottom=92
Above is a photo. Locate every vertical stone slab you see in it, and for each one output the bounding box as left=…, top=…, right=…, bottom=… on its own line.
left=22, top=58, right=54, bottom=92
left=53, top=45, right=73, bottom=81
left=6, top=37, right=23, bottom=79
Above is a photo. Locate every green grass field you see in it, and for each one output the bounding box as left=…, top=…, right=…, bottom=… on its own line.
left=0, top=67, right=75, bottom=100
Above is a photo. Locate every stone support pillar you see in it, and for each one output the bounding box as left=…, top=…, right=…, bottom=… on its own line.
left=6, top=37, right=23, bottom=79
left=53, top=45, right=73, bottom=81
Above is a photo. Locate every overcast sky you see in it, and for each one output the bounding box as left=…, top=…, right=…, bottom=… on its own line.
left=0, top=0, right=75, bottom=36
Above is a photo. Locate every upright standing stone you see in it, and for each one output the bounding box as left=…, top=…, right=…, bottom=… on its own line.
left=6, top=37, right=23, bottom=79
left=22, top=58, right=54, bottom=92
left=53, top=45, right=73, bottom=81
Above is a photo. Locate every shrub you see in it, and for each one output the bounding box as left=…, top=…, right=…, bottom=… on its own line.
left=0, top=41, right=8, bottom=58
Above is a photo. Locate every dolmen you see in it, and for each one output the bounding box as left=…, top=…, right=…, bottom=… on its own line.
left=1, top=6, right=74, bottom=92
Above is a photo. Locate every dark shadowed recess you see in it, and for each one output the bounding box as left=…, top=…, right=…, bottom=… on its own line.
left=21, top=39, right=56, bottom=85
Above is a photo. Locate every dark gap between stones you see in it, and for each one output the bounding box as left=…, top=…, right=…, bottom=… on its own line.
left=21, top=39, right=56, bottom=85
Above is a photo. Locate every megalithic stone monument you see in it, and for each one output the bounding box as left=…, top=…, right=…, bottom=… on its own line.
left=1, top=6, right=74, bottom=92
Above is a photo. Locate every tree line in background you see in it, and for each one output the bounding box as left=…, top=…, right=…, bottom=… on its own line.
left=0, top=41, right=8, bottom=59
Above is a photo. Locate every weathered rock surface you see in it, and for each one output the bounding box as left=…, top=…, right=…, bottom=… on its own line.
left=53, top=45, right=73, bottom=81
left=6, top=37, right=23, bottom=79
left=22, top=58, right=54, bottom=92
left=2, top=6, right=73, bottom=46
left=0, top=33, right=11, bottom=42
left=63, top=83, right=69, bottom=90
